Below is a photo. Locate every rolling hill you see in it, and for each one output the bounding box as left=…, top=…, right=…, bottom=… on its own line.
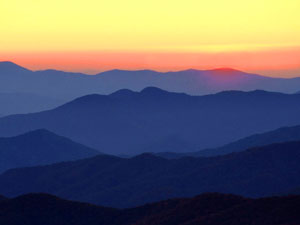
left=196, top=125, right=300, bottom=157
left=0, top=129, right=100, bottom=173
left=1, top=141, right=300, bottom=207
left=158, top=124, right=300, bottom=158
left=0, top=193, right=119, bottom=225
left=0, top=88, right=300, bottom=154
left=1, top=193, right=300, bottom=225
left=2, top=61, right=300, bottom=101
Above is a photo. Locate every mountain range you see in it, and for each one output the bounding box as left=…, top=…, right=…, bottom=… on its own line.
left=1, top=140, right=300, bottom=208
left=0, top=129, right=100, bottom=173
left=0, top=88, right=300, bottom=154
left=0, top=92, right=64, bottom=116
left=2, top=60, right=300, bottom=223
left=1, top=192, right=300, bottom=225
left=196, top=124, right=300, bottom=157
left=157, top=124, right=300, bottom=158
left=1, top=61, right=300, bottom=101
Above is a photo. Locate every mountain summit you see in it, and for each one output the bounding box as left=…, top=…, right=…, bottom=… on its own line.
left=1, top=141, right=300, bottom=207
left=0, top=61, right=30, bottom=73
left=0, top=129, right=100, bottom=173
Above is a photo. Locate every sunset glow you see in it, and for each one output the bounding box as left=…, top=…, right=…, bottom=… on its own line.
left=1, top=0, right=300, bottom=77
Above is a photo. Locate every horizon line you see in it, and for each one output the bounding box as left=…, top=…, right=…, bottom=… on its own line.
left=0, top=60, right=295, bottom=79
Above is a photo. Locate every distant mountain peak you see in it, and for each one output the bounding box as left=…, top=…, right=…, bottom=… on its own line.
left=98, top=69, right=158, bottom=76
left=17, top=129, right=57, bottom=138
left=110, top=89, right=137, bottom=97
left=0, top=61, right=30, bottom=73
left=213, top=67, right=241, bottom=72
left=140, top=87, right=169, bottom=95
left=212, top=89, right=284, bottom=98
left=181, top=69, right=202, bottom=73
left=132, top=152, right=165, bottom=161
left=1, top=129, right=76, bottom=145
left=181, top=68, right=244, bottom=75
left=64, top=94, right=109, bottom=105
left=0, top=129, right=100, bottom=173
left=251, top=89, right=277, bottom=94
left=0, top=61, right=20, bottom=67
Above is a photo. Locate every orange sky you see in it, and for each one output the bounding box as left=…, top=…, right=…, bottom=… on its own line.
left=1, top=48, right=300, bottom=77
left=1, top=0, right=300, bottom=77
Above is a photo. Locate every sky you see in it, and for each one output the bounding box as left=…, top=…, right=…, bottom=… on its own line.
left=1, top=0, right=300, bottom=77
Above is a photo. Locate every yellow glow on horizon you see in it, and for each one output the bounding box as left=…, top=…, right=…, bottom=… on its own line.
left=1, top=0, right=300, bottom=53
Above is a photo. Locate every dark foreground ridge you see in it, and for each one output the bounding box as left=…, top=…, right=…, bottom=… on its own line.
left=1, top=193, right=300, bottom=225
left=0, top=195, right=7, bottom=201
left=1, top=140, right=300, bottom=207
